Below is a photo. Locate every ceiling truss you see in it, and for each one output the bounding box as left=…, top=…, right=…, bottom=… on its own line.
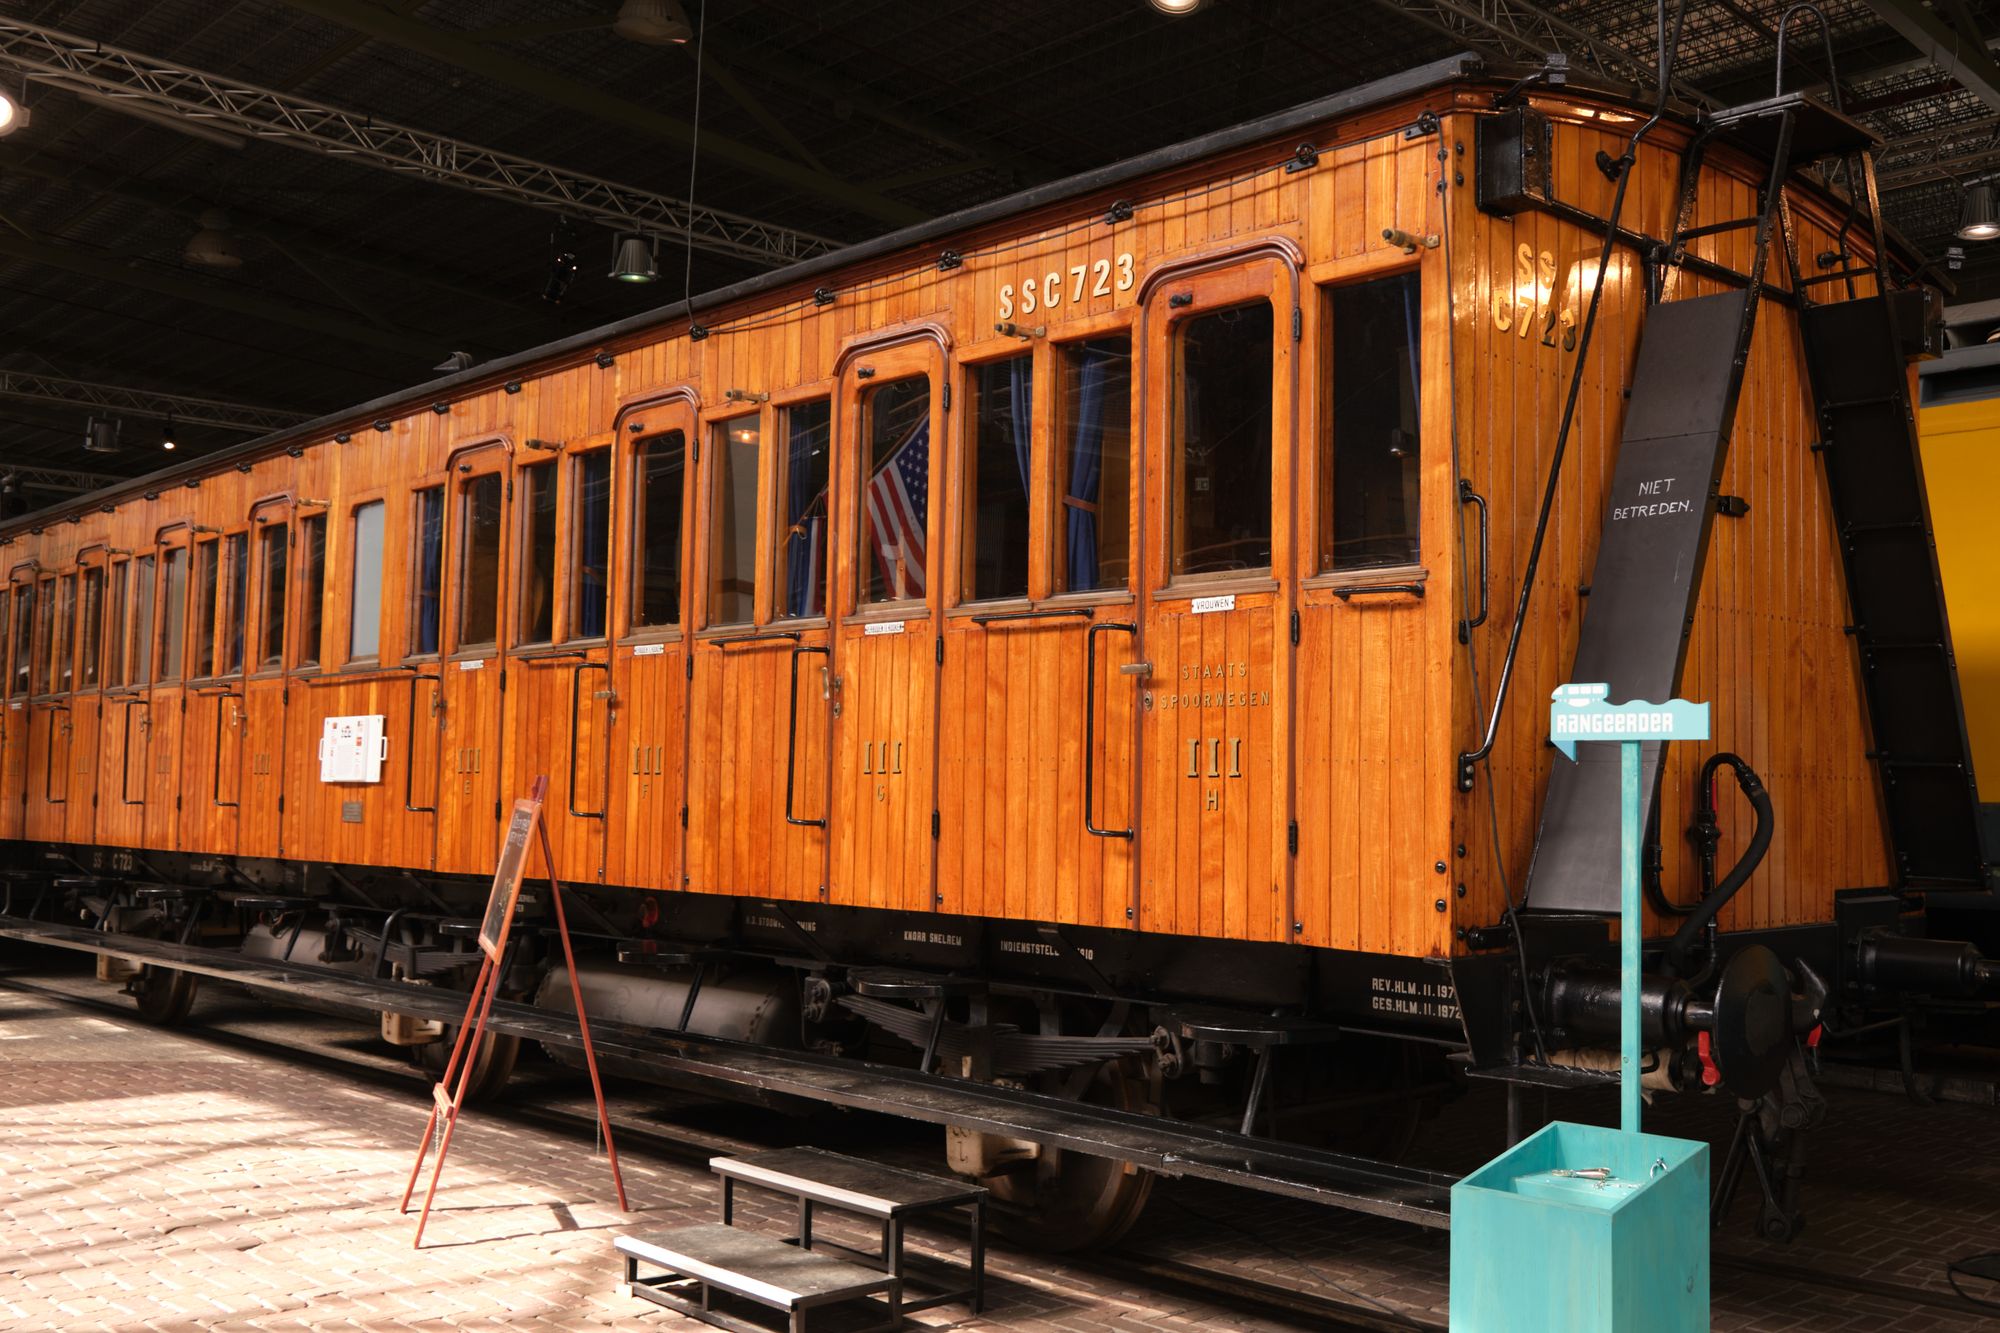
left=0, top=371, right=309, bottom=433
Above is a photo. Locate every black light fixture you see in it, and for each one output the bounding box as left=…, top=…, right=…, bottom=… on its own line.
left=334, top=431, right=352, bottom=444
left=594, top=350, right=616, bottom=368
left=1958, top=182, right=2000, bottom=242
left=373, top=419, right=392, bottom=433
left=83, top=416, right=121, bottom=454
left=504, top=380, right=523, bottom=395
left=613, top=0, right=692, bottom=44
left=609, top=235, right=658, bottom=283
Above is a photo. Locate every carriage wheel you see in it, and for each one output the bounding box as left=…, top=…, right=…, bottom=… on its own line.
left=130, top=964, right=199, bottom=1026
left=979, top=1059, right=1155, bottom=1251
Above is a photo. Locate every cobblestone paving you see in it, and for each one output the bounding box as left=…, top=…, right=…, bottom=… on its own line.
left=4, top=957, right=1999, bottom=1331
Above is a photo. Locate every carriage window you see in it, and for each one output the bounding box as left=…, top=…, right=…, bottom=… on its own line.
left=79, top=566, right=103, bottom=688
left=297, top=516, right=326, bottom=668
left=630, top=432, right=686, bottom=630
left=570, top=452, right=610, bottom=639
left=53, top=574, right=75, bottom=693
left=1324, top=272, right=1422, bottom=571
left=1173, top=301, right=1273, bottom=577
left=860, top=375, right=931, bottom=604
left=223, top=534, right=248, bottom=675
left=457, top=473, right=503, bottom=650
left=105, top=564, right=128, bottom=688
left=8, top=585, right=32, bottom=697
left=191, top=542, right=220, bottom=679
left=256, top=525, right=287, bottom=671
left=964, top=356, right=1032, bottom=602
left=32, top=580, right=53, bottom=694
left=517, top=465, right=557, bottom=644
left=1057, top=338, right=1131, bottom=593
left=775, top=400, right=830, bottom=620
left=348, top=500, right=386, bottom=662
left=410, top=487, right=443, bottom=656
left=708, top=417, right=759, bottom=626
left=158, top=549, right=187, bottom=683
left=132, top=557, right=155, bottom=685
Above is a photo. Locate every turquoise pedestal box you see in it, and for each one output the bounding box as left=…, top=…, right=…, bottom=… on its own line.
left=1449, top=1120, right=1709, bottom=1332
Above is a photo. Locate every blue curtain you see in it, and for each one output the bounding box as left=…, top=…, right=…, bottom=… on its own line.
left=575, top=456, right=609, bottom=638
left=1008, top=356, right=1032, bottom=496
left=1065, top=349, right=1110, bottom=591
left=1400, top=274, right=1421, bottom=422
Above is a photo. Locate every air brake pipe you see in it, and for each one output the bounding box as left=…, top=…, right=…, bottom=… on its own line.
left=1456, top=0, right=1691, bottom=790
left=1663, top=755, right=1772, bottom=980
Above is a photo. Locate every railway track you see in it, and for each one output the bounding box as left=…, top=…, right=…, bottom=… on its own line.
left=2, top=965, right=1989, bottom=1330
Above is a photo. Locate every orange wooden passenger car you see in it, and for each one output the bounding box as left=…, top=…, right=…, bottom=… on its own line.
left=2, top=54, right=1992, bottom=1244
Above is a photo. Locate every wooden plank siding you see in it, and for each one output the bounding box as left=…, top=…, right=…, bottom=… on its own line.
left=0, top=79, right=1900, bottom=964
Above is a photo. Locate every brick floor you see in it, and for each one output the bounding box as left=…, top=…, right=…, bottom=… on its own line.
left=4, top=958, right=1999, bottom=1331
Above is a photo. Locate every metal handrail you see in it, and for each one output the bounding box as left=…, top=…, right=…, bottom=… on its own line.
left=43, top=701, right=69, bottom=806
left=568, top=661, right=609, bottom=820
left=211, top=690, right=241, bottom=809
left=968, top=607, right=1095, bottom=626
left=1084, top=622, right=1136, bottom=840
left=1457, top=480, right=1488, bottom=643
left=120, top=698, right=146, bottom=806
left=404, top=674, right=439, bottom=815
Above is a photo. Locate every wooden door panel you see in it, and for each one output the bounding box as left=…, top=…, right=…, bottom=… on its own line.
left=506, top=655, right=609, bottom=884
left=94, top=697, right=146, bottom=848
left=24, top=702, right=67, bottom=841
left=606, top=646, right=686, bottom=891
left=140, top=688, right=181, bottom=851
left=284, top=677, right=429, bottom=870
left=687, top=636, right=827, bottom=901
left=239, top=679, right=286, bottom=858
left=0, top=701, right=24, bottom=841
left=62, top=695, right=100, bottom=845
left=828, top=628, right=934, bottom=912
left=181, top=688, right=242, bottom=854
left=435, top=661, right=503, bottom=875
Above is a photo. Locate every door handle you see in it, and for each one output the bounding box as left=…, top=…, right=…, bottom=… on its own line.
left=1084, top=622, right=1137, bottom=840
left=1117, top=661, right=1153, bottom=677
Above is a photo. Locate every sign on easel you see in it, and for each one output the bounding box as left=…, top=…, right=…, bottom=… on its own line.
left=399, top=775, right=629, bottom=1247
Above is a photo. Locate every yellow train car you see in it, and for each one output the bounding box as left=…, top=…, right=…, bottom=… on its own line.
left=1, top=54, right=1994, bottom=1245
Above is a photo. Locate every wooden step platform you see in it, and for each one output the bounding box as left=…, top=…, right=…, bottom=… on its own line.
left=616, top=1224, right=902, bottom=1333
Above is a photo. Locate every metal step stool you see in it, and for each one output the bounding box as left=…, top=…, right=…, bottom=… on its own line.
left=616, top=1223, right=902, bottom=1333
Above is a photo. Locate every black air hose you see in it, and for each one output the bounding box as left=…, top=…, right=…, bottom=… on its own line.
left=1663, top=753, right=1773, bottom=979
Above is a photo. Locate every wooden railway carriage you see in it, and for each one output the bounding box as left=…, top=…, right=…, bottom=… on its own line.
left=3, top=53, right=1995, bottom=1244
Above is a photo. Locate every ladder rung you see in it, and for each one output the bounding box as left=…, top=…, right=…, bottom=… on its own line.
left=1842, top=520, right=1925, bottom=537
left=1855, top=639, right=1947, bottom=652
left=1799, top=268, right=1878, bottom=288
left=1820, top=394, right=1902, bottom=412
left=1867, top=757, right=1966, bottom=771
left=1678, top=217, right=1760, bottom=241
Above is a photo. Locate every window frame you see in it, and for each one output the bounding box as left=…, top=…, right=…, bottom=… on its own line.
left=188, top=537, right=222, bottom=682
left=247, top=508, right=290, bottom=677
left=447, top=454, right=508, bottom=659
left=846, top=344, right=940, bottom=618
left=75, top=556, right=105, bottom=693
left=130, top=553, right=157, bottom=688
left=620, top=425, right=691, bottom=643
left=564, top=447, right=613, bottom=645
left=767, top=388, right=834, bottom=627
left=293, top=510, right=328, bottom=672
left=953, top=345, right=1040, bottom=609
left=1309, top=265, right=1428, bottom=582
left=154, top=540, right=190, bottom=685
left=407, top=482, right=446, bottom=661
left=50, top=571, right=76, bottom=696
left=342, top=493, right=389, bottom=668
left=103, top=558, right=130, bottom=690
left=220, top=529, right=250, bottom=678
left=701, top=409, right=765, bottom=632
left=512, top=460, right=560, bottom=649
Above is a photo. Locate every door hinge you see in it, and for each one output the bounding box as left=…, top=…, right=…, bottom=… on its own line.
left=277, top=793, right=284, bottom=813
left=680, top=805, right=688, bottom=828
left=506, top=479, right=513, bottom=501
left=685, top=654, right=694, bottom=679
left=934, top=637, right=943, bottom=666
left=175, top=794, right=182, bottom=811
left=941, top=382, right=952, bottom=412
left=692, top=438, right=700, bottom=464
left=1290, top=609, right=1300, bottom=645
left=1292, top=306, right=1303, bottom=342
left=931, top=809, right=940, bottom=839
left=1288, top=820, right=1298, bottom=855
left=498, top=668, right=507, bottom=692
left=494, top=799, right=502, bottom=820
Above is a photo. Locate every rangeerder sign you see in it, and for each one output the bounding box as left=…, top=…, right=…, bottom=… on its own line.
left=1549, top=682, right=1711, bottom=760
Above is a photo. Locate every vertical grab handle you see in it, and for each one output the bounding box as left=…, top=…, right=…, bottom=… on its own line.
left=44, top=702, right=70, bottom=806
left=1084, top=622, right=1137, bottom=840
left=786, top=645, right=830, bottom=828
left=212, top=692, right=241, bottom=809
left=404, top=674, right=438, bottom=814
left=1457, top=479, right=1489, bottom=643
left=121, top=699, right=146, bottom=806
left=568, top=662, right=609, bottom=819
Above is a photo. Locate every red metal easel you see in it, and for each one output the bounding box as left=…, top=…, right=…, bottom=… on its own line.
left=399, top=774, right=628, bottom=1246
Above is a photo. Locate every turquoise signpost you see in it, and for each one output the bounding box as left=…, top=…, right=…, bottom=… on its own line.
left=1449, top=684, right=1712, bottom=1332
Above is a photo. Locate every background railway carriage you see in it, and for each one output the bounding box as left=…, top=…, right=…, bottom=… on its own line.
left=2, top=53, right=1996, bottom=1247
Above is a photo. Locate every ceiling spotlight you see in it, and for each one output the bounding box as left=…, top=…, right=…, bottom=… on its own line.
left=434, top=350, right=475, bottom=373
left=1147, top=0, right=1207, bottom=12
left=0, top=89, right=30, bottom=138
left=83, top=416, right=121, bottom=454
left=613, top=0, right=693, bottom=45
left=610, top=235, right=658, bottom=283
left=543, top=220, right=580, bottom=304
left=1957, top=182, right=2000, bottom=242
left=183, top=208, right=243, bottom=269
left=161, top=419, right=177, bottom=452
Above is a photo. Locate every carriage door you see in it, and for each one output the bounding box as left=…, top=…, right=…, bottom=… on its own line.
left=686, top=395, right=831, bottom=902
left=504, top=437, right=614, bottom=884
left=828, top=340, right=944, bottom=912
left=0, top=579, right=28, bottom=841
left=64, top=553, right=106, bottom=846
left=184, top=531, right=248, bottom=854
left=1131, top=258, right=1299, bottom=943
left=238, top=506, right=292, bottom=859
left=607, top=404, right=695, bottom=893
left=98, top=555, right=152, bottom=850
left=435, top=444, right=510, bottom=877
